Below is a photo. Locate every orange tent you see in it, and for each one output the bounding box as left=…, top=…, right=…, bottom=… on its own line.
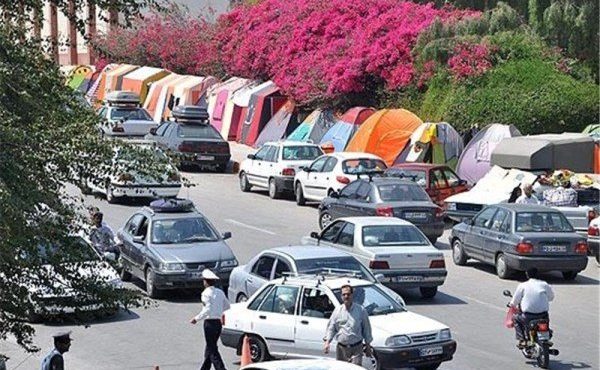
left=121, top=66, right=170, bottom=103
left=346, top=109, right=423, bottom=166
left=144, top=73, right=182, bottom=120
left=104, top=64, right=139, bottom=97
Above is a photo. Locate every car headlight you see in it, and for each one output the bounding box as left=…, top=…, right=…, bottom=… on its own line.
left=446, top=202, right=456, bottom=211
left=385, top=335, right=412, bottom=347
left=159, top=262, right=185, bottom=273
left=439, top=329, right=451, bottom=340
left=220, top=259, right=238, bottom=268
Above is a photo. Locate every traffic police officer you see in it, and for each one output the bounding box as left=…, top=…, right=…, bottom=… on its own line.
left=190, top=269, right=230, bottom=370
left=40, top=331, right=72, bottom=370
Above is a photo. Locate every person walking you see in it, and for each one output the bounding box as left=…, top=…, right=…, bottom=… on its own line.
left=190, top=269, right=230, bottom=370
left=324, top=284, right=373, bottom=365
left=40, top=331, right=72, bottom=370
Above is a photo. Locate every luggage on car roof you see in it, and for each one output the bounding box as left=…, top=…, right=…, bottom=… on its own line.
left=171, top=105, right=209, bottom=123
left=149, top=198, right=195, bottom=213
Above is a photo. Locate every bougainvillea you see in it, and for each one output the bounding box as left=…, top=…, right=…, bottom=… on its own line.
left=447, top=42, right=493, bottom=80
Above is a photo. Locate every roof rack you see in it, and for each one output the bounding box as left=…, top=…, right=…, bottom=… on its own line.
left=105, top=91, right=140, bottom=106
left=385, top=172, right=420, bottom=182
left=148, top=198, right=195, bottom=213
left=171, top=105, right=209, bottom=124
left=353, top=169, right=385, bottom=181
left=281, top=268, right=364, bottom=286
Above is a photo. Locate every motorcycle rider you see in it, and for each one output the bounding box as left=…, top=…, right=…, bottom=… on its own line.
left=510, top=268, right=554, bottom=347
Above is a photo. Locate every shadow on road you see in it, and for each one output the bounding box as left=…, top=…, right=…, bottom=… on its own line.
left=468, top=261, right=599, bottom=285
left=39, top=308, right=140, bottom=328
left=393, top=289, right=468, bottom=306
left=526, top=360, right=592, bottom=369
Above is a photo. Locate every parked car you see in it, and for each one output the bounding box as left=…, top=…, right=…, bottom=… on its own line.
left=227, top=245, right=405, bottom=307
left=240, top=359, right=366, bottom=370
left=221, top=275, right=457, bottom=369
left=588, top=216, right=600, bottom=263
left=239, top=141, right=324, bottom=198
left=97, top=91, right=158, bottom=137
left=319, top=177, right=445, bottom=243
left=385, top=163, right=469, bottom=206
left=116, top=198, right=238, bottom=298
left=302, top=217, right=446, bottom=298
left=450, top=203, right=588, bottom=279
left=145, top=106, right=231, bottom=172
left=293, top=152, right=387, bottom=206
left=83, top=143, right=181, bottom=204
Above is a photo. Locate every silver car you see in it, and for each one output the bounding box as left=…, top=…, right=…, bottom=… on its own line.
left=97, top=91, right=157, bottom=137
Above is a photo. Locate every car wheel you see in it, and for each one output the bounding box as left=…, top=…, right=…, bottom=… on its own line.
left=562, top=271, right=578, bottom=281
left=106, top=184, right=117, bottom=204
left=248, top=335, right=269, bottom=363
left=239, top=172, right=251, bottom=192
left=216, top=163, right=227, bottom=173
left=295, top=182, right=306, bottom=206
left=237, top=293, right=248, bottom=303
left=268, top=178, right=280, bottom=199
left=415, top=363, right=441, bottom=370
left=495, top=254, right=513, bottom=279
left=319, top=211, right=332, bottom=230
left=452, top=239, right=468, bottom=266
left=119, top=261, right=132, bottom=282
left=419, top=286, right=438, bottom=299
left=145, top=267, right=161, bottom=299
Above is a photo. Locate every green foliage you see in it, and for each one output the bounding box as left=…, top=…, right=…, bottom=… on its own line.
left=484, top=30, right=547, bottom=63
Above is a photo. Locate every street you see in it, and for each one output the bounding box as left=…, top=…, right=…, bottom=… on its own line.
left=2, top=171, right=598, bottom=370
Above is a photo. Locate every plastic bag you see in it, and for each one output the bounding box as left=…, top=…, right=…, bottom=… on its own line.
left=505, top=305, right=517, bottom=328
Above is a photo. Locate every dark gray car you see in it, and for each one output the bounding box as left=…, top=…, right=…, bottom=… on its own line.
left=450, top=203, right=588, bottom=280
left=318, top=177, right=445, bottom=243
left=117, top=199, right=238, bottom=298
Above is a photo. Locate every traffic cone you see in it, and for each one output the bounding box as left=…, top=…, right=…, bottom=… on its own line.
left=240, top=335, right=252, bottom=366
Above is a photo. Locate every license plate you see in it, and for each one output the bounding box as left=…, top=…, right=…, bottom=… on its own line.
left=405, top=212, right=427, bottom=219
left=542, top=245, right=566, bottom=252
left=394, top=276, right=423, bottom=282
left=189, top=272, right=203, bottom=279
left=538, top=331, right=550, bottom=340
left=419, top=346, right=443, bottom=357
left=197, top=155, right=215, bottom=161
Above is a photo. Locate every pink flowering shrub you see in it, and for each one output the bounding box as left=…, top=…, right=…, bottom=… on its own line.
left=447, top=42, right=493, bottom=80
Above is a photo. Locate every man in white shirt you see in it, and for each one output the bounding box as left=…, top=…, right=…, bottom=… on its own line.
left=510, top=268, right=554, bottom=345
left=516, top=183, right=540, bottom=205
left=190, top=269, right=230, bottom=370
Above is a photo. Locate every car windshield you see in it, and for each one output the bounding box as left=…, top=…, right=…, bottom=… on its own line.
left=110, top=107, right=152, bottom=121
left=178, top=124, right=222, bottom=139
left=362, top=225, right=429, bottom=246
left=151, top=217, right=219, bottom=244
left=36, top=237, right=99, bottom=263
left=385, top=169, right=426, bottom=186
left=295, top=257, right=375, bottom=282
left=377, top=183, right=430, bottom=202
left=343, top=159, right=387, bottom=174
left=333, top=285, right=405, bottom=315
left=282, top=146, right=323, bottom=160
left=515, top=212, right=574, bottom=232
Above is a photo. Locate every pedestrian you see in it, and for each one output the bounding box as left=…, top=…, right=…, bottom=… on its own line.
left=324, top=285, right=373, bottom=365
left=515, top=183, right=540, bottom=205
left=190, top=269, right=230, bottom=370
left=40, top=331, right=72, bottom=370
left=89, top=211, right=118, bottom=258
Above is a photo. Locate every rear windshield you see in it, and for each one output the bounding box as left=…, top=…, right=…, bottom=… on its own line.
left=343, top=159, right=387, bottom=174
left=377, top=183, right=430, bottom=202
left=362, top=225, right=429, bottom=246
left=385, top=169, right=426, bottom=186
left=110, top=108, right=152, bottom=121
left=177, top=125, right=222, bottom=140
left=515, top=212, right=574, bottom=233
left=282, top=146, right=323, bottom=160
left=295, top=257, right=374, bottom=282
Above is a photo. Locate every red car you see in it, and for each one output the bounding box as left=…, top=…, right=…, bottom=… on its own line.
left=385, top=163, right=469, bottom=206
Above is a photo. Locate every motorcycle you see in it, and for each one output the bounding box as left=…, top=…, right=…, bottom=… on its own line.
left=503, top=290, right=559, bottom=369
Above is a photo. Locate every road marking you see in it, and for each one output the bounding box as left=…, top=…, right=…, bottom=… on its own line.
left=224, top=219, right=276, bottom=235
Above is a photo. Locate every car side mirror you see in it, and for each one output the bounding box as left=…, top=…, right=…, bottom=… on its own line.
left=247, top=154, right=256, bottom=160
left=310, top=231, right=320, bottom=239
left=463, top=218, right=474, bottom=225
left=329, top=191, right=339, bottom=199
left=222, top=231, right=232, bottom=240
left=102, top=252, right=116, bottom=261
left=503, top=290, right=512, bottom=298
left=375, top=273, right=385, bottom=282
left=132, top=235, right=145, bottom=244
left=149, top=127, right=157, bottom=135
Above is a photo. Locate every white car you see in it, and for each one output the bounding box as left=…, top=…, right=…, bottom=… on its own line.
left=221, top=276, right=457, bottom=370
left=241, top=359, right=366, bottom=370
left=302, top=217, right=447, bottom=299
left=293, top=152, right=387, bottom=206
left=97, top=91, right=158, bottom=137
left=239, top=141, right=324, bottom=198
left=85, top=143, right=181, bottom=203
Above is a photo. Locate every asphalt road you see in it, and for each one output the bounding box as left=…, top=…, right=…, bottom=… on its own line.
left=2, top=171, right=599, bottom=370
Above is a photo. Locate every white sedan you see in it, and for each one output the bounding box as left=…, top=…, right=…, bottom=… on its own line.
left=302, top=217, right=447, bottom=299
left=241, top=359, right=365, bottom=370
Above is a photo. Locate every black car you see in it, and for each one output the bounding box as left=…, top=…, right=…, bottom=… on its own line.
left=146, top=106, right=231, bottom=172
left=318, top=177, right=445, bottom=243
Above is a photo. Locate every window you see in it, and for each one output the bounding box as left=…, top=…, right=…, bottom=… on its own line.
left=340, top=181, right=362, bottom=198
left=177, top=124, right=222, bottom=140
left=164, top=123, right=177, bottom=138
left=300, top=288, right=335, bottom=319
left=337, top=223, right=355, bottom=246
left=273, top=258, right=291, bottom=279
left=136, top=217, right=149, bottom=239
left=282, top=146, right=323, bottom=161
left=385, top=169, right=426, bottom=186
left=151, top=217, right=219, bottom=244
left=430, top=169, right=447, bottom=189
left=443, top=169, right=461, bottom=187
left=248, top=285, right=273, bottom=311
left=362, top=225, right=429, bottom=246
left=258, top=285, right=300, bottom=315
left=332, top=285, right=404, bottom=315
left=295, top=257, right=374, bottom=281
left=155, top=122, right=169, bottom=136
left=321, top=221, right=346, bottom=243
left=97, top=107, right=107, bottom=119
left=490, top=209, right=510, bottom=232
left=125, top=214, right=145, bottom=235
left=251, top=256, right=275, bottom=279
left=254, top=146, right=271, bottom=161
left=309, top=156, right=329, bottom=172
left=110, top=107, right=152, bottom=121
left=265, top=146, right=279, bottom=163
left=515, top=212, right=574, bottom=232
left=473, top=207, right=497, bottom=228
left=322, top=157, right=338, bottom=172
left=377, top=183, right=430, bottom=202
left=342, top=158, right=387, bottom=174
left=356, top=183, right=372, bottom=201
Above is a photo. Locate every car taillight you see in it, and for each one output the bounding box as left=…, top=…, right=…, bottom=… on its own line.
left=112, top=126, right=124, bottom=132
left=429, top=259, right=445, bottom=269
left=589, top=226, right=599, bottom=236
left=221, top=313, right=225, bottom=326
left=588, top=209, right=598, bottom=223
left=336, top=176, right=350, bottom=184
left=282, top=168, right=295, bottom=176
left=369, top=260, right=390, bottom=269
left=575, top=241, right=588, bottom=254
left=435, top=207, right=445, bottom=218
left=375, top=207, right=394, bottom=217
left=537, top=322, right=549, bottom=332
left=118, top=173, right=135, bottom=182
left=515, top=242, right=534, bottom=254
left=178, top=143, right=194, bottom=152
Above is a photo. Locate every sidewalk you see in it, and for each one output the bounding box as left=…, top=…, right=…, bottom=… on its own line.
left=228, top=141, right=255, bottom=173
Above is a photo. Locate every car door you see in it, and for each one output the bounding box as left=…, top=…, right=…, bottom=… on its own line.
left=246, top=145, right=271, bottom=187
left=429, top=168, right=451, bottom=205
left=318, top=157, right=338, bottom=196
left=485, top=208, right=512, bottom=263
left=246, top=255, right=276, bottom=297
left=328, top=180, right=361, bottom=219
left=317, top=221, right=346, bottom=248
left=151, top=122, right=170, bottom=147
left=129, top=215, right=150, bottom=278
left=263, top=146, right=280, bottom=180
left=252, top=284, right=300, bottom=355
left=329, top=222, right=362, bottom=261
left=162, top=123, right=178, bottom=151
left=344, top=181, right=373, bottom=217
left=442, top=168, right=468, bottom=199
left=303, top=156, right=329, bottom=200
left=119, top=214, right=145, bottom=278
left=273, top=257, right=292, bottom=279
left=294, top=287, right=337, bottom=357
left=463, top=207, right=497, bottom=261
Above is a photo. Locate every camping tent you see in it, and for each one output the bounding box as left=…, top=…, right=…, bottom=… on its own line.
left=78, top=68, right=98, bottom=93
left=171, top=75, right=218, bottom=107
left=253, top=101, right=299, bottom=148
left=238, top=81, right=286, bottom=146
left=104, top=64, right=138, bottom=97
left=583, top=125, right=600, bottom=174
left=221, top=81, right=259, bottom=141
left=456, top=123, right=521, bottom=184
left=207, top=77, right=249, bottom=133
left=318, top=107, right=376, bottom=152
left=67, top=65, right=93, bottom=90
left=346, top=109, right=423, bottom=166
left=287, top=109, right=342, bottom=144
left=395, top=122, right=464, bottom=169
left=491, top=133, right=595, bottom=173
left=86, top=63, right=117, bottom=105
left=144, top=74, right=187, bottom=122
left=341, top=107, right=376, bottom=125
left=121, top=66, right=170, bottom=104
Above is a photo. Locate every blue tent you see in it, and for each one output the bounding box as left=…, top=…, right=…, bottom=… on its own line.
left=319, top=121, right=358, bottom=152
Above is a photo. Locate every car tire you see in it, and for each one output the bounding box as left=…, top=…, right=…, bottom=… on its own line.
left=416, top=363, right=441, bottom=370
left=295, top=182, right=306, bottom=206
left=237, top=293, right=248, bottom=303
left=495, top=254, right=513, bottom=279
left=247, top=335, right=269, bottom=363
left=145, top=267, right=161, bottom=299
left=562, top=271, right=578, bottom=281
left=419, top=286, right=438, bottom=299
left=240, top=172, right=251, bottom=192
left=268, top=178, right=281, bottom=199
left=319, top=211, right=333, bottom=230
left=452, top=239, right=468, bottom=266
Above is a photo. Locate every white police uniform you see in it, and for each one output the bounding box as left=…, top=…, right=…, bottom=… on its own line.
left=40, top=348, right=62, bottom=370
